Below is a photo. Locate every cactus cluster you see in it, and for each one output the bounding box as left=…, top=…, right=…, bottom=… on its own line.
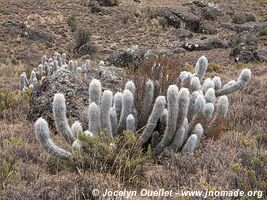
left=35, top=55, right=252, bottom=159
left=19, top=52, right=105, bottom=91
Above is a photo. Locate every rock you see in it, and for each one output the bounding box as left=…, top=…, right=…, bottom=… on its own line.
left=3, top=20, right=25, bottom=29
left=189, top=1, right=223, bottom=21
left=94, top=0, right=119, bottom=6
left=198, top=21, right=217, bottom=34
left=173, top=47, right=186, bottom=53
left=254, top=49, right=267, bottom=62
left=172, top=28, right=193, bottom=40
left=199, top=6, right=222, bottom=21
left=154, top=7, right=201, bottom=31
left=182, top=37, right=228, bottom=51
left=230, top=31, right=258, bottom=47
left=235, top=22, right=267, bottom=33
left=77, top=43, right=97, bottom=57
left=24, top=26, right=53, bottom=43
left=108, top=45, right=152, bottom=69
left=27, top=66, right=125, bottom=128
left=232, top=13, right=256, bottom=24
left=229, top=43, right=266, bottom=63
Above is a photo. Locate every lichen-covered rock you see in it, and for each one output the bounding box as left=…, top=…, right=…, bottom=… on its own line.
left=27, top=66, right=125, bottom=128
left=182, top=37, right=229, bottom=51
left=24, top=26, right=53, bottom=43
left=154, top=7, right=201, bottom=31
left=108, top=45, right=152, bottom=69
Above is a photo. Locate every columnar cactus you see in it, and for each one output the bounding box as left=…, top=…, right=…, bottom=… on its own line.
left=215, top=69, right=252, bottom=96
left=34, top=55, right=252, bottom=160
left=141, top=79, right=154, bottom=125
left=35, top=118, right=71, bottom=159
left=88, top=102, right=101, bottom=135
left=195, top=55, right=208, bottom=81
left=100, top=90, right=113, bottom=136
left=139, top=96, right=166, bottom=146
left=89, top=79, right=102, bottom=105
left=53, top=94, right=75, bottom=144
left=126, top=114, right=136, bottom=132
left=117, top=90, right=134, bottom=134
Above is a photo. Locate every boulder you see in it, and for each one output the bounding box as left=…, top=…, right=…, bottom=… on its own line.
left=24, top=26, right=53, bottom=43
left=108, top=45, right=153, bottom=69
left=154, top=7, right=201, bottom=31
left=27, top=66, right=125, bottom=129
left=182, top=37, right=229, bottom=51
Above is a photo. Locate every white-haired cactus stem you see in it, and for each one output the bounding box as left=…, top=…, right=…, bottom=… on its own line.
left=202, top=78, right=215, bottom=94
left=113, top=92, right=123, bottom=122
left=156, top=87, right=189, bottom=155
left=182, top=134, right=198, bottom=153
left=181, top=72, right=193, bottom=88
left=205, top=88, right=216, bottom=104
left=206, top=96, right=229, bottom=137
left=215, top=69, right=252, bottom=96
left=100, top=90, right=113, bottom=136
left=190, top=77, right=201, bottom=91
left=126, top=114, right=136, bottom=132
left=53, top=60, right=58, bottom=72
left=212, top=76, right=222, bottom=90
left=35, top=118, right=71, bottom=159
left=53, top=94, right=75, bottom=144
left=193, top=123, right=204, bottom=147
left=89, top=79, right=102, bottom=105
left=38, top=64, right=44, bottom=77
left=83, top=59, right=90, bottom=72
left=62, top=53, right=66, bottom=65
left=204, top=103, right=214, bottom=120
left=42, top=55, right=47, bottom=65
left=125, top=81, right=136, bottom=96
left=187, top=94, right=206, bottom=135
left=30, top=70, right=36, bottom=84
left=117, top=90, right=134, bottom=134
left=69, top=60, right=74, bottom=72
left=19, top=73, right=27, bottom=90
left=167, top=127, right=185, bottom=152
left=160, top=108, right=168, bottom=127
left=154, top=85, right=179, bottom=154
left=109, top=107, right=118, bottom=136
left=72, top=140, right=83, bottom=154
left=32, top=78, right=38, bottom=88
left=139, top=96, right=166, bottom=146
left=176, top=88, right=190, bottom=129
left=88, top=102, right=101, bottom=135
left=71, top=121, right=83, bottom=138
left=141, top=79, right=154, bottom=125
left=195, top=55, right=208, bottom=81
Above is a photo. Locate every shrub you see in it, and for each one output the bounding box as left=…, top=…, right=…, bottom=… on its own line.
left=75, top=27, right=91, bottom=48
left=67, top=15, right=77, bottom=32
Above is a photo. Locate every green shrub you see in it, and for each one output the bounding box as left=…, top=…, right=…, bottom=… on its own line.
left=67, top=15, right=77, bottom=32
left=76, top=131, right=152, bottom=185
left=75, top=27, right=91, bottom=48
